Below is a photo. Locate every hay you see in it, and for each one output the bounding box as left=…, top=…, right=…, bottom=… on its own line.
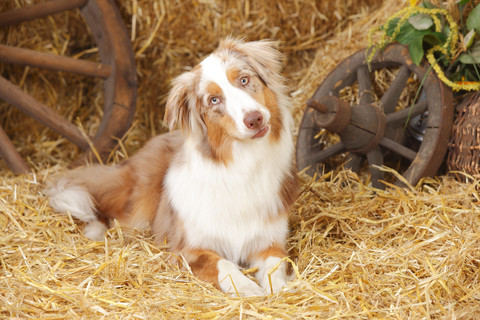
left=1, top=0, right=480, bottom=318
left=2, top=170, right=480, bottom=318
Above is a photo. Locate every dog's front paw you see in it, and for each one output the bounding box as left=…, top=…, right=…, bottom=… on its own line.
left=260, top=272, right=288, bottom=294
left=256, top=257, right=289, bottom=294
left=223, top=276, right=265, bottom=297
left=217, top=259, right=264, bottom=297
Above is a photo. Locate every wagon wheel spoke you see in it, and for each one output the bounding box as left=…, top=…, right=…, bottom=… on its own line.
left=305, top=142, right=346, bottom=164
left=0, top=45, right=112, bottom=79
left=0, top=75, right=89, bottom=150
left=385, top=100, right=428, bottom=127
left=357, top=66, right=374, bottom=105
left=0, top=0, right=88, bottom=27
left=345, top=153, right=363, bottom=172
left=0, top=0, right=137, bottom=173
left=0, top=125, right=29, bottom=174
left=380, top=136, right=417, bottom=161
left=296, top=44, right=454, bottom=188
left=366, top=147, right=384, bottom=189
left=379, top=65, right=410, bottom=114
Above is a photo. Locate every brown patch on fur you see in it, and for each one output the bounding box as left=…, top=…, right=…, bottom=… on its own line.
left=125, top=133, right=183, bottom=228
left=71, top=132, right=183, bottom=232
left=203, top=115, right=235, bottom=165
left=94, top=168, right=135, bottom=224
left=153, top=192, right=186, bottom=252
left=278, top=164, right=299, bottom=210
left=185, top=249, right=222, bottom=289
left=218, top=38, right=283, bottom=88
left=193, top=80, right=237, bottom=165
left=206, top=81, right=223, bottom=98
left=250, top=85, right=282, bottom=142
left=251, top=244, right=287, bottom=262
left=65, top=165, right=135, bottom=225
left=263, top=87, right=282, bottom=142
left=227, top=68, right=240, bottom=84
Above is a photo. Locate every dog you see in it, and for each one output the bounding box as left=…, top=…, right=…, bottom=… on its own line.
left=47, top=38, right=298, bottom=296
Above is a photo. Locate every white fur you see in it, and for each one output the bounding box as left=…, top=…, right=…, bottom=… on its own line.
left=47, top=178, right=96, bottom=223
left=200, top=56, right=271, bottom=138
left=166, top=54, right=295, bottom=266
left=47, top=178, right=106, bottom=240
left=217, top=259, right=264, bottom=297
left=254, top=256, right=289, bottom=294
left=166, top=110, right=293, bottom=265
left=84, top=220, right=107, bottom=241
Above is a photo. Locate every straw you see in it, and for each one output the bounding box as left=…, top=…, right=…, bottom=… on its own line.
left=1, top=0, right=480, bottom=318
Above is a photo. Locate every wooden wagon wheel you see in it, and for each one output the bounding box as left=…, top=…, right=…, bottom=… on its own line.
left=0, top=0, right=137, bottom=173
left=296, top=44, right=454, bottom=188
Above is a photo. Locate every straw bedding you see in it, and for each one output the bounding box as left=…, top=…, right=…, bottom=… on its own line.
left=1, top=0, right=480, bottom=318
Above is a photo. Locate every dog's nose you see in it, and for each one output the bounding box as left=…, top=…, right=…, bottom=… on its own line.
left=243, top=111, right=263, bottom=130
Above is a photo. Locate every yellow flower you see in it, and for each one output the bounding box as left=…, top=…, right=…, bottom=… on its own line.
left=410, top=0, right=418, bottom=6
left=426, top=48, right=480, bottom=91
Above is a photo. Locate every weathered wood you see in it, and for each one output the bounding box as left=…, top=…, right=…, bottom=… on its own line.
left=0, top=75, right=89, bottom=150
left=79, top=0, right=137, bottom=161
left=0, top=45, right=112, bottom=79
left=0, top=0, right=137, bottom=172
left=0, top=125, right=30, bottom=174
left=296, top=44, right=454, bottom=188
left=0, top=0, right=88, bottom=27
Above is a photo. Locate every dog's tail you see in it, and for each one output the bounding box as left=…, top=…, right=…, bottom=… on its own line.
left=46, top=164, right=131, bottom=241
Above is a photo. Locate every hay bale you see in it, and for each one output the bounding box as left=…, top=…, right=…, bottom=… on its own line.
left=1, top=0, right=480, bottom=319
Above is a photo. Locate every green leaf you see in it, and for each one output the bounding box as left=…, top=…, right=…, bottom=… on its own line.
left=459, top=52, right=480, bottom=64
left=457, top=0, right=471, bottom=5
left=385, top=20, right=445, bottom=65
left=394, top=23, right=424, bottom=44
left=463, top=30, right=476, bottom=49
left=458, top=43, right=480, bottom=64
left=409, top=36, right=425, bottom=65
left=423, top=32, right=447, bottom=47
left=384, top=18, right=401, bottom=36
left=466, top=4, right=480, bottom=32
left=408, top=13, right=434, bottom=30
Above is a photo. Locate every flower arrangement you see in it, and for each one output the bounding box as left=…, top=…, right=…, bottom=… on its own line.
left=368, top=0, right=480, bottom=92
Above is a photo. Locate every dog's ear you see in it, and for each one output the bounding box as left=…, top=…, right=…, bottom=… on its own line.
left=220, top=38, right=285, bottom=88
left=164, top=71, right=196, bottom=132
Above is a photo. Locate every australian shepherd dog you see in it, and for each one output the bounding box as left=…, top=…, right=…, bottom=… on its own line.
left=47, top=38, right=298, bottom=296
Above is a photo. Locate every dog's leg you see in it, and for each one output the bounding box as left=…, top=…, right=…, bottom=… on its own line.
left=249, top=244, right=289, bottom=294
left=183, top=249, right=264, bottom=297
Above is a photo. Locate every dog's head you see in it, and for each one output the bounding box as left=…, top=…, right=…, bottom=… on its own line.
left=164, top=38, right=287, bottom=163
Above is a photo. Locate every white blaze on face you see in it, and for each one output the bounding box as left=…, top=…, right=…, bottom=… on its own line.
left=199, top=55, right=270, bottom=139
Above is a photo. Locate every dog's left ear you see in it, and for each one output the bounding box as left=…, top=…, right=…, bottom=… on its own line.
left=222, top=39, right=284, bottom=88
left=164, top=71, right=196, bottom=132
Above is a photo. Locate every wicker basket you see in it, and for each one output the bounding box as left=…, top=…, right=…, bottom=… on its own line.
left=447, top=91, right=480, bottom=179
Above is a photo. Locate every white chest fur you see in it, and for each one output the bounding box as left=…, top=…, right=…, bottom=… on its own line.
left=165, top=131, right=293, bottom=264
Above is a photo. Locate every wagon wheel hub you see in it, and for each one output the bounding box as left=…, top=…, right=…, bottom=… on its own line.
left=296, top=44, right=454, bottom=189
left=308, top=97, right=386, bottom=155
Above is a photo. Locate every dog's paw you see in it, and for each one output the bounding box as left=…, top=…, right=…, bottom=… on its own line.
left=226, top=277, right=265, bottom=297
left=84, top=220, right=106, bottom=241
left=260, top=272, right=288, bottom=295
left=217, top=259, right=264, bottom=297
left=256, top=257, right=289, bottom=295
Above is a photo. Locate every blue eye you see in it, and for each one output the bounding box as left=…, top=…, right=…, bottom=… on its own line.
left=240, top=76, right=249, bottom=86
left=210, top=97, right=220, bottom=105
